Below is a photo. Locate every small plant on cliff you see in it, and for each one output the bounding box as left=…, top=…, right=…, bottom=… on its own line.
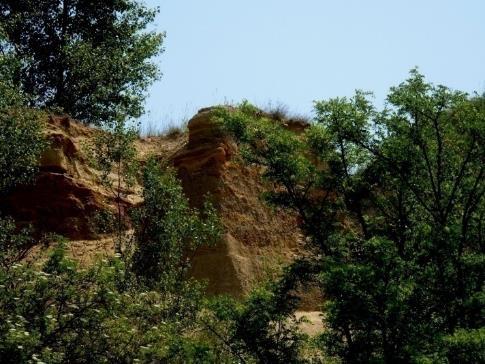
left=86, top=120, right=139, bottom=254
left=0, top=0, right=164, bottom=125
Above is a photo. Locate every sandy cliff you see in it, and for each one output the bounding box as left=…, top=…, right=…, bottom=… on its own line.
left=3, top=108, right=308, bottom=299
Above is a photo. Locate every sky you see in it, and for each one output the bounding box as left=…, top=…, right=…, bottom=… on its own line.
left=140, top=0, right=485, bottom=131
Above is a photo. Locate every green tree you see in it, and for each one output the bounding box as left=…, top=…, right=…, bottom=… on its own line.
left=204, top=261, right=313, bottom=364
left=0, top=36, right=23, bottom=110
left=219, top=70, right=485, bottom=362
left=0, top=47, right=47, bottom=196
left=0, top=0, right=164, bottom=125
left=0, top=108, right=47, bottom=195
left=129, top=158, right=222, bottom=291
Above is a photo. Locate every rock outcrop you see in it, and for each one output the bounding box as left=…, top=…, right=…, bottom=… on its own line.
left=173, top=107, right=234, bottom=179
left=173, top=108, right=303, bottom=296
left=4, top=109, right=307, bottom=299
left=2, top=116, right=108, bottom=239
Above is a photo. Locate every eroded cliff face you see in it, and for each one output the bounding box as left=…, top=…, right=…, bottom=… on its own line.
left=173, top=108, right=303, bottom=296
left=3, top=109, right=305, bottom=298
left=2, top=117, right=107, bottom=239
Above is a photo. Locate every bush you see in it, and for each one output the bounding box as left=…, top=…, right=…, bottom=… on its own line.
left=204, top=260, right=316, bottom=363
left=0, top=109, right=47, bottom=195
left=0, top=242, right=222, bottom=363
left=0, top=59, right=47, bottom=195
left=442, top=328, right=485, bottom=364
left=129, top=158, right=222, bottom=291
left=0, top=217, right=35, bottom=270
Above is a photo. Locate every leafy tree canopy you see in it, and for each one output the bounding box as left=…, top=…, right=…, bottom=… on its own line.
left=218, top=70, right=485, bottom=363
left=0, top=48, right=47, bottom=195
left=0, top=0, right=164, bottom=125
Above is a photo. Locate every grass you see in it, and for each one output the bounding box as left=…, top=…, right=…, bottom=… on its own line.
left=261, top=100, right=312, bottom=124
left=139, top=119, right=188, bottom=138
left=137, top=100, right=312, bottom=138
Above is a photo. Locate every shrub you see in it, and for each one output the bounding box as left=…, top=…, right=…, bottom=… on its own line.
left=129, top=158, right=222, bottom=291
left=0, top=217, right=35, bottom=270
left=0, top=242, right=221, bottom=363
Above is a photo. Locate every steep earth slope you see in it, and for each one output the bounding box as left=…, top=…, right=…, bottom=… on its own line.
left=173, top=108, right=304, bottom=296
left=3, top=109, right=308, bottom=299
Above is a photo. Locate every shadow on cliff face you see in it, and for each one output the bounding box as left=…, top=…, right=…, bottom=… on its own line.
left=1, top=117, right=108, bottom=239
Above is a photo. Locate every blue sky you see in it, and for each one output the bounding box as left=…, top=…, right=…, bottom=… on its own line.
left=141, top=0, right=485, bottom=130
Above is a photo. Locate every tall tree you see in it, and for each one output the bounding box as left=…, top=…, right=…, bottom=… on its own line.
left=218, top=71, right=485, bottom=362
left=0, top=0, right=164, bottom=125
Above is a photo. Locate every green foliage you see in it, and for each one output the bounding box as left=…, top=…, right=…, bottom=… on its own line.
left=0, top=217, right=35, bottom=270
left=0, top=54, right=47, bottom=195
left=205, top=262, right=312, bottom=364
left=130, top=158, right=222, bottom=290
left=219, top=70, right=485, bottom=362
left=0, top=0, right=164, bottom=125
left=215, top=101, right=315, bottom=190
left=0, top=242, right=221, bottom=363
left=441, top=328, right=485, bottom=363
left=0, top=108, right=47, bottom=195
left=86, top=120, right=139, bottom=252
left=88, top=120, right=139, bottom=191
left=0, top=47, right=24, bottom=109
left=87, top=209, right=118, bottom=235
